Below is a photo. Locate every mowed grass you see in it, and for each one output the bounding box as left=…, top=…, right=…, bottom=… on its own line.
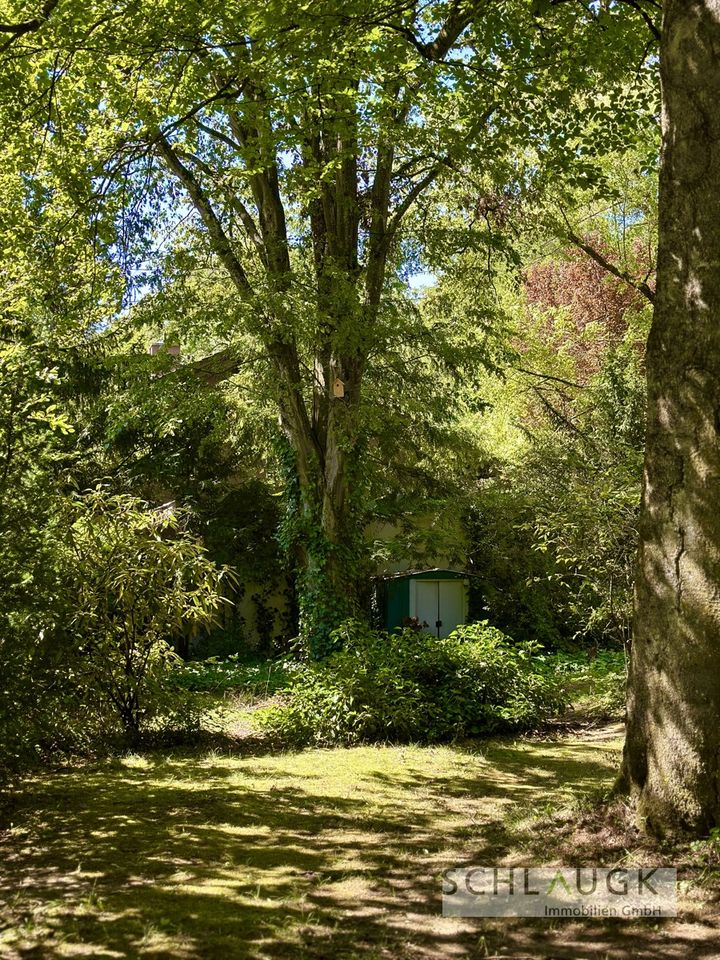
left=0, top=731, right=624, bottom=960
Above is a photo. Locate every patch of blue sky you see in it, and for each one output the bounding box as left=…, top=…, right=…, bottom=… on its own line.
left=408, top=270, right=437, bottom=291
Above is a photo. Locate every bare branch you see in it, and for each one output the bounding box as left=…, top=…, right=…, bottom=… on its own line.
left=531, top=385, right=590, bottom=440
left=515, top=366, right=583, bottom=389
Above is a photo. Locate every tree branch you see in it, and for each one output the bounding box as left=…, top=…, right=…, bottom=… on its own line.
left=172, top=146, right=267, bottom=265
left=421, top=1, right=475, bottom=61
left=516, top=366, right=583, bottom=389
left=531, top=385, right=590, bottom=440
left=386, top=165, right=443, bottom=239
left=154, top=130, right=254, bottom=299
left=381, top=1, right=475, bottom=62
left=568, top=230, right=655, bottom=304
left=0, top=0, right=59, bottom=35
left=0, top=0, right=60, bottom=52
left=226, top=98, right=291, bottom=281
left=192, top=117, right=243, bottom=153
left=614, top=0, right=660, bottom=42
left=560, top=212, right=656, bottom=304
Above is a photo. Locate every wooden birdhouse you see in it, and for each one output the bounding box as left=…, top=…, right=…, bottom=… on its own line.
left=333, top=378, right=345, bottom=398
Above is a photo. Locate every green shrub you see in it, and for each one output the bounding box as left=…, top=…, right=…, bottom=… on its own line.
left=549, top=649, right=627, bottom=719
left=170, top=656, right=293, bottom=696
left=257, top=620, right=565, bottom=747
left=65, top=491, right=234, bottom=741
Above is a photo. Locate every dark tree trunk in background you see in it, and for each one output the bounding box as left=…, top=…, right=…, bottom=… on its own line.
left=623, top=0, right=720, bottom=834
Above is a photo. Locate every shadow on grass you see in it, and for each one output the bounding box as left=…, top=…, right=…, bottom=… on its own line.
left=0, top=730, right=715, bottom=959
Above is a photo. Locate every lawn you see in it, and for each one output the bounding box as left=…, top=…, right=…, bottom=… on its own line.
left=1, top=722, right=717, bottom=959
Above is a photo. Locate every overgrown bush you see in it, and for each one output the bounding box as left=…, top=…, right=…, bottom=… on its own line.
left=65, top=491, right=234, bottom=741
left=549, top=649, right=627, bottom=720
left=257, top=620, right=565, bottom=747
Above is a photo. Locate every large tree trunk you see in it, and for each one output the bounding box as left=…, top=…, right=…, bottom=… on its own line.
left=623, top=0, right=720, bottom=835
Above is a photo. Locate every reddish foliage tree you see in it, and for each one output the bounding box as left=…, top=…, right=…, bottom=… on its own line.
left=522, top=235, right=653, bottom=381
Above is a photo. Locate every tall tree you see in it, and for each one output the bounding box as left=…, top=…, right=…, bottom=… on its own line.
left=139, top=2, right=485, bottom=653
left=2, top=0, right=653, bottom=654
left=623, top=0, right=720, bottom=835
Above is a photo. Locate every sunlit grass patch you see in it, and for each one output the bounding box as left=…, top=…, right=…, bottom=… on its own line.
left=0, top=731, right=624, bottom=959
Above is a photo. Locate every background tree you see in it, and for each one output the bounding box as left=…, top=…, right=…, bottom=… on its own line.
left=460, top=194, right=654, bottom=649
left=3, top=0, right=654, bottom=655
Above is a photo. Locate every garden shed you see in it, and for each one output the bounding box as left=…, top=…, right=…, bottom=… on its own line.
left=376, top=568, right=470, bottom=638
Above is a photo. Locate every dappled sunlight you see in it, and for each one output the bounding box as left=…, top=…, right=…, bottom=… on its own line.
left=0, top=734, right=624, bottom=959
left=629, top=353, right=720, bottom=829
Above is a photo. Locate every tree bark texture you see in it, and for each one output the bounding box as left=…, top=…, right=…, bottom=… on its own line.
left=624, top=0, right=720, bottom=834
